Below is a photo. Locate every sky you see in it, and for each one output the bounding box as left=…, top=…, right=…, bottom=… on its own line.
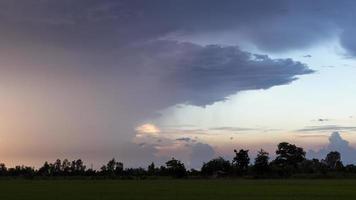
left=0, top=0, right=356, bottom=169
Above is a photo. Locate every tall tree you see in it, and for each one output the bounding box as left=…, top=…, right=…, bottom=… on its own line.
left=61, top=159, right=71, bottom=175
left=254, top=149, right=270, bottom=175
left=53, top=159, right=62, bottom=175
left=201, top=157, right=231, bottom=176
left=148, top=162, right=156, bottom=175
left=101, top=158, right=123, bottom=176
left=0, top=163, right=7, bottom=176
left=38, top=161, right=51, bottom=176
left=166, top=158, right=186, bottom=178
left=324, top=151, right=343, bottom=170
left=74, top=159, right=86, bottom=174
left=233, top=149, right=250, bottom=173
left=275, top=142, right=306, bottom=168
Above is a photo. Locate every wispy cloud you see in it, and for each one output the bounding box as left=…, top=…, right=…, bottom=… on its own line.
left=176, top=137, right=194, bottom=142
left=209, top=127, right=256, bottom=132
left=297, top=125, right=356, bottom=132
left=297, top=134, right=329, bottom=138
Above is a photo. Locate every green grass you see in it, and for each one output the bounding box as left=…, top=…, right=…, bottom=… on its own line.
left=0, top=179, right=356, bottom=200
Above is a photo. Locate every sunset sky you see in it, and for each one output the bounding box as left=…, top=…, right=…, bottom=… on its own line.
left=0, top=0, right=356, bottom=169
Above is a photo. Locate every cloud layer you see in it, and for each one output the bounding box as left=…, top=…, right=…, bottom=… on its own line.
left=2, top=0, right=356, bottom=54
left=124, top=41, right=313, bottom=106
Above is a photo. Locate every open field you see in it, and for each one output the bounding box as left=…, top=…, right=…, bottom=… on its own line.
left=0, top=179, right=356, bottom=200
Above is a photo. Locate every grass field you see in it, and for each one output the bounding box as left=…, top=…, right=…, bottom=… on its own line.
left=0, top=179, right=356, bottom=200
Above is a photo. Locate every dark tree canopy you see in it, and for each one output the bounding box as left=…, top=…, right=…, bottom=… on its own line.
left=147, top=162, right=156, bottom=176
left=166, top=158, right=186, bottom=178
left=201, top=157, right=231, bottom=176
left=254, top=149, right=270, bottom=175
left=0, top=143, right=354, bottom=179
left=101, top=158, right=123, bottom=176
left=324, top=151, right=343, bottom=170
left=275, top=142, right=306, bottom=168
left=233, top=149, right=250, bottom=172
left=0, top=163, right=7, bottom=176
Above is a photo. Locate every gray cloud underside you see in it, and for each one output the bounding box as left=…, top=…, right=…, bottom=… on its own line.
left=0, top=1, right=316, bottom=108
left=131, top=41, right=313, bottom=106
left=1, top=1, right=356, bottom=53
left=0, top=0, right=321, bottom=107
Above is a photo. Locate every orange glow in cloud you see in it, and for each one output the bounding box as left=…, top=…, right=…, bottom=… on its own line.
left=135, top=123, right=160, bottom=137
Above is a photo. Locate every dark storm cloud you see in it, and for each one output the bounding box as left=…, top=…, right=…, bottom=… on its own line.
left=127, top=41, right=313, bottom=106
left=0, top=0, right=315, bottom=107
left=308, top=132, right=356, bottom=164
left=2, top=0, right=356, bottom=54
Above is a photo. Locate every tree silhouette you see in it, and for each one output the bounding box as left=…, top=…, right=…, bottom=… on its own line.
left=272, top=142, right=306, bottom=176
left=38, top=161, right=51, bottom=176
left=148, top=162, right=156, bottom=176
left=201, top=157, right=231, bottom=176
left=323, top=151, right=343, bottom=170
left=62, top=159, right=71, bottom=175
left=101, top=158, right=123, bottom=177
left=233, top=149, right=250, bottom=174
left=53, top=159, right=62, bottom=176
left=0, top=163, right=6, bottom=176
left=299, top=158, right=326, bottom=174
left=1, top=142, right=356, bottom=179
left=74, top=159, right=86, bottom=175
left=275, top=142, right=306, bottom=168
left=166, top=158, right=186, bottom=178
left=254, top=149, right=270, bottom=176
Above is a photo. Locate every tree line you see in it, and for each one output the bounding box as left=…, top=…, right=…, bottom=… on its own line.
left=1, top=142, right=356, bottom=179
